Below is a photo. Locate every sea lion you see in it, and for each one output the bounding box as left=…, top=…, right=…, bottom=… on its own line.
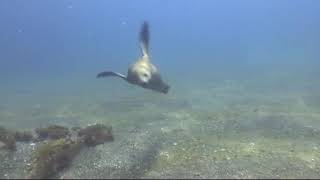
left=96, top=21, right=170, bottom=94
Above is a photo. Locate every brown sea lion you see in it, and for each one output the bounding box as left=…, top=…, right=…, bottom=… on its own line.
left=97, top=21, right=170, bottom=94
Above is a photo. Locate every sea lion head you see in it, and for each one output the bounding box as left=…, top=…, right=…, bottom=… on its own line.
left=127, top=62, right=170, bottom=94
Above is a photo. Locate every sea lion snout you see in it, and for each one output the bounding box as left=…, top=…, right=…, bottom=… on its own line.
left=139, top=74, right=170, bottom=94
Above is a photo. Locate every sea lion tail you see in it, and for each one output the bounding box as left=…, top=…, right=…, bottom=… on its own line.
left=96, top=71, right=126, bottom=81
left=140, top=21, right=149, bottom=57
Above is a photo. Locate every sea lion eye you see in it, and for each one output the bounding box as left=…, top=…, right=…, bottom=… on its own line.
left=143, top=73, right=148, bottom=77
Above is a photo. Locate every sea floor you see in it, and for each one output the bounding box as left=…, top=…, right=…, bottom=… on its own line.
left=1, top=71, right=320, bottom=179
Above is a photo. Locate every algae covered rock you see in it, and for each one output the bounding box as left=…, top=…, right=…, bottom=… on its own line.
left=0, top=126, right=16, bottom=151
left=78, top=124, right=114, bottom=146
left=71, top=126, right=81, bottom=132
left=1, top=123, right=115, bottom=178
left=14, top=130, right=34, bottom=142
left=0, top=126, right=35, bottom=151
left=25, top=123, right=115, bottom=179
left=26, top=138, right=83, bottom=179
left=60, top=127, right=164, bottom=179
left=35, top=125, right=70, bottom=140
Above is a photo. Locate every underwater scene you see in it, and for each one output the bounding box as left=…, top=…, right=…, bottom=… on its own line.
left=1, top=0, right=320, bottom=179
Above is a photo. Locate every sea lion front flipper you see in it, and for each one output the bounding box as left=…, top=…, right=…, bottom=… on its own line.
left=96, top=71, right=126, bottom=80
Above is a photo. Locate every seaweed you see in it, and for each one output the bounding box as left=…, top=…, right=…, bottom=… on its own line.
left=26, top=138, right=83, bottom=179
left=35, top=125, right=70, bottom=140
left=77, top=124, right=114, bottom=146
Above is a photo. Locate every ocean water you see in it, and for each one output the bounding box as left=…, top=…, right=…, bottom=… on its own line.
left=1, top=0, right=320, bottom=178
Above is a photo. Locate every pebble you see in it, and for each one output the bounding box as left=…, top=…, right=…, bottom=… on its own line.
left=160, top=151, right=170, bottom=159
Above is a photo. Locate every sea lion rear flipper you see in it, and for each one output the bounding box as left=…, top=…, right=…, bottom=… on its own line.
left=96, top=71, right=126, bottom=80
left=140, top=21, right=150, bottom=58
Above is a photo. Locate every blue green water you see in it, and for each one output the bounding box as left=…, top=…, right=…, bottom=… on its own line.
left=1, top=0, right=320, bottom=178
